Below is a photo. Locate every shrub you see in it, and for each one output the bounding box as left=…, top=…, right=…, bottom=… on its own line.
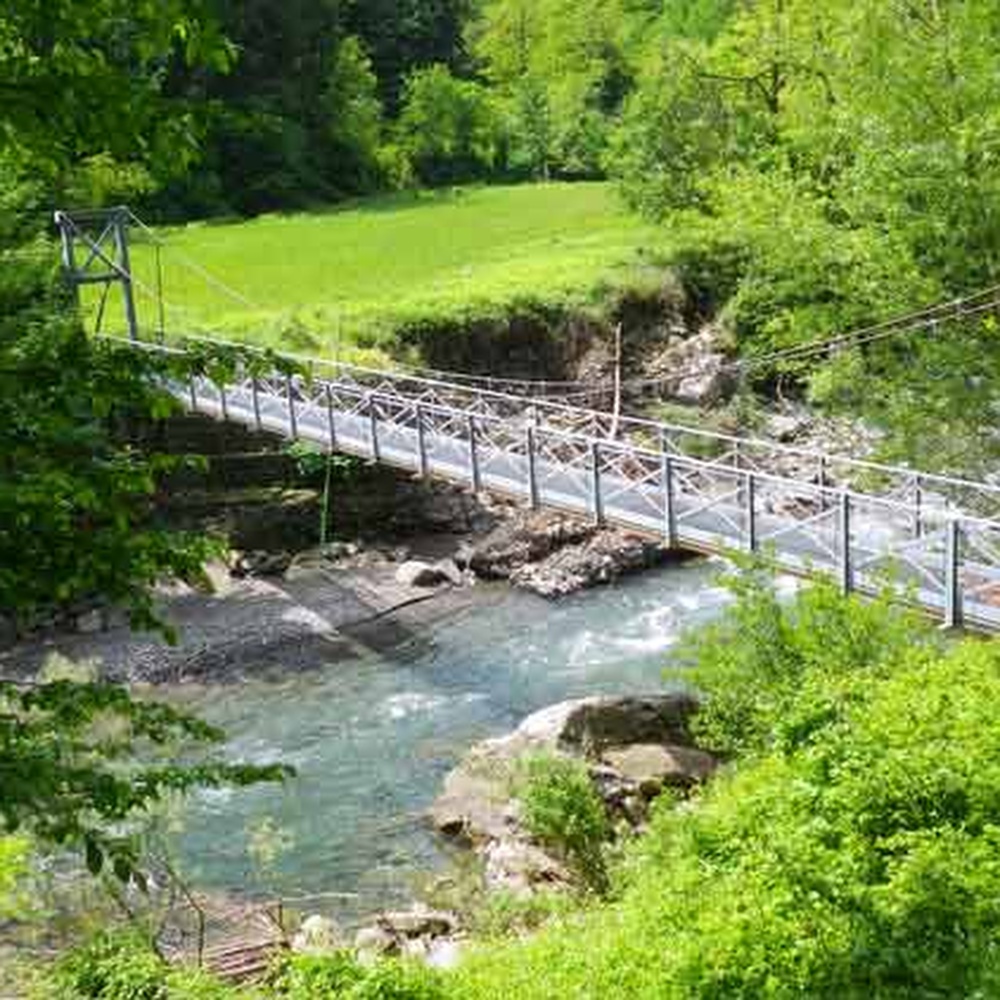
left=276, top=952, right=447, bottom=999
left=672, top=558, right=931, bottom=758
left=49, top=931, right=244, bottom=999
left=456, top=579, right=1000, bottom=998
left=516, top=753, right=612, bottom=896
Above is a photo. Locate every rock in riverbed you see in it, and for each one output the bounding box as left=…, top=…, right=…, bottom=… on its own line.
left=468, top=511, right=677, bottom=598
left=510, top=529, right=669, bottom=598
left=353, top=905, right=460, bottom=965
left=431, top=694, right=711, bottom=896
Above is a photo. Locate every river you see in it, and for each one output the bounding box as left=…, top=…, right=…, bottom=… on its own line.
left=172, top=558, right=733, bottom=926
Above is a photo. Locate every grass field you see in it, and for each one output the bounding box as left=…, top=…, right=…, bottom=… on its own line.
left=93, top=183, right=665, bottom=362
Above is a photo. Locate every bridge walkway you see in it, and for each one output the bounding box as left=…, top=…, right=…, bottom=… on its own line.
left=117, top=337, right=1000, bottom=632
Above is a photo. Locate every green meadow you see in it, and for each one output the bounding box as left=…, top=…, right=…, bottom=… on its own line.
left=97, top=183, right=665, bottom=363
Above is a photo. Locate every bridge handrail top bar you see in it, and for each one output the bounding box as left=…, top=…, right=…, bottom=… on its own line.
left=100, top=333, right=1000, bottom=505
left=176, top=332, right=1000, bottom=498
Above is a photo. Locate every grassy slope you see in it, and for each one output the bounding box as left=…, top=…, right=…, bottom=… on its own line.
left=103, top=183, right=664, bottom=362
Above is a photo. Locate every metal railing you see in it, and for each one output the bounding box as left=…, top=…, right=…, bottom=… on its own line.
left=108, top=335, right=1000, bottom=631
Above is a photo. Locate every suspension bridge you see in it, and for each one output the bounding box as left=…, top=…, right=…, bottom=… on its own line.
left=55, top=207, right=1000, bottom=631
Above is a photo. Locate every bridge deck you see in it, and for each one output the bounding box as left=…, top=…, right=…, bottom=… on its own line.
left=121, top=337, right=1000, bottom=632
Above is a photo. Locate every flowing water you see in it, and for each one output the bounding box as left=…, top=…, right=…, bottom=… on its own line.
left=173, top=558, right=734, bottom=926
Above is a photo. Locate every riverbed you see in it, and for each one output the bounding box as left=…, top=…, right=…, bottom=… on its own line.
left=170, top=557, right=735, bottom=926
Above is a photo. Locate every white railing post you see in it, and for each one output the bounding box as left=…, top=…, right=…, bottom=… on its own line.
left=662, top=452, right=678, bottom=548
left=324, top=383, right=337, bottom=448
left=944, top=519, right=962, bottom=629
left=416, top=404, right=429, bottom=477
left=367, top=393, right=380, bottom=462
left=251, top=376, right=262, bottom=430
left=839, top=492, right=853, bottom=595
left=818, top=455, right=829, bottom=512
left=468, top=415, right=481, bottom=492
left=526, top=427, right=539, bottom=509
left=745, top=472, right=757, bottom=553
left=286, top=374, right=298, bottom=439
left=590, top=442, right=605, bottom=526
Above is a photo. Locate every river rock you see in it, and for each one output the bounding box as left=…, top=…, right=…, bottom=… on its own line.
left=675, top=356, right=732, bottom=407
left=431, top=694, right=699, bottom=842
left=510, top=530, right=669, bottom=598
left=379, top=905, right=457, bottom=938
left=425, top=937, right=464, bottom=969
left=433, top=558, right=465, bottom=586
left=291, top=914, right=342, bottom=954
left=600, top=743, right=718, bottom=796
left=75, top=609, right=104, bottom=634
left=641, top=326, right=734, bottom=406
left=354, top=923, right=400, bottom=963
left=558, top=694, right=699, bottom=752
left=354, top=906, right=459, bottom=966
left=765, top=411, right=813, bottom=443
left=395, top=560, right=449, bottom=588
left=483, top=837, right=573, bottom=895
left=468, top=511, right=596, bottom=579
left=230, top=549, right=293, bottom=579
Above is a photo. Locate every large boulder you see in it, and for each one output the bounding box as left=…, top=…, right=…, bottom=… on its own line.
left=640, top=326, right=735, bottom=407
left=510, top=530, right=669, bottom=599
left=395, top=560, right=450, bottom=588
left=431, top=694, right=699, bottom=843
left=483, top=837, right=573, bottom=894
left=600, top=743, right=718, bottom=796
left=468, top=511, right=595, bottom=580
left=431, top=694, right=710, bottom=898
left=558, top=694, right=699, bottom=752
left=291, top=914, right=343, bottom=955
left=354, top=905, right=459, bottom=966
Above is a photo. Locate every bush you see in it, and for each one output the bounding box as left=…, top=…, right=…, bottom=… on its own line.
left=49, top=931, right=245, bottom=999
left=277, top=952, right=447, bottom=1000
left=672, top=559, right=932, bottom=758
left=53, top=932, right=165, bottom=1000
left=516, top=753, right=612, bottom=896
left=455, top=577, right=1000, bottom=998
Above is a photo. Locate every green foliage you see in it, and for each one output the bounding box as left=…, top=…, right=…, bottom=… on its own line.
left=672, top=560, right=932, bottom=757
left=472, top=0, right=644, bottom=179
left=156, top=0, right=474, bottom=214
left=1, top=0, right=229, bottom=193
left=50, top=930, right=243, bottom=999
left=516, top=753, right=612, bottom=895
left=610, top=0, right=1000, bottom=468
left=0, top=675, right=291, bottom=886
left=0, top=297, right=220, bottom=636
left=276, top=951, right=447, bottom=999
left=398, top=66, right=499, bottom=186
left=0, top=835, right=37, bottom=923
left=468, top=889, right=578, bottom=940
left=322, top=38, right=385, bottom=198
left=454, top=581, right=1000, bottom=998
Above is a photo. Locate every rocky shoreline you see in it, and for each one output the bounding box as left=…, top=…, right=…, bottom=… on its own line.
left=295, top=693, right=719, bottom=969
left=0, top=496, right=691, bottom=684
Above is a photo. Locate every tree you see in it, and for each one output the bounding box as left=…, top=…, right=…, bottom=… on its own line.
left=0, top=674, right=290, bottom=886
left=0, top=1, right=291, bottom=891
left=610, top=0, right=1000, bottom=471
left=0, top=0, right=230, bottom=197
left=322, top=37, right=385, bottom=196
left=472, top=0, right=643, bottom=178
left=398, top=65, right=499, bottom=184
left=346, top=0, right=475, bottom=115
